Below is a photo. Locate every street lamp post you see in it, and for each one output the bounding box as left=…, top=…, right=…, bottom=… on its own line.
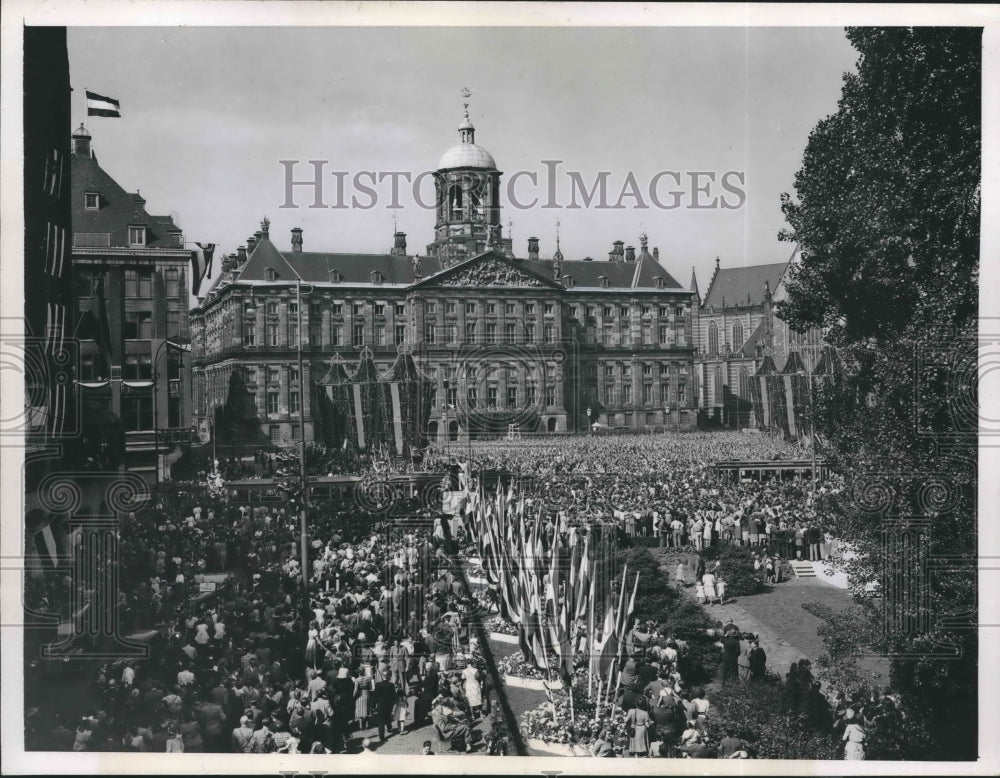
left=151, top=338, right=181, bottom=490
left=586, top=406, right=592, bottom=434
left=295, top=278, right=314, bottom=609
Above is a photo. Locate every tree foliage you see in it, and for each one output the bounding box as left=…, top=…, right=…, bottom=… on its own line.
left=777, top=27, right=979, bottom=760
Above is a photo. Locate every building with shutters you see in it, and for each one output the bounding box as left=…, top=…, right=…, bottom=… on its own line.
left=190, top=107, right=700, bottom=445
left=690, top=248, right=825, bottom=430
left=70, top=124, right=197, bottom=481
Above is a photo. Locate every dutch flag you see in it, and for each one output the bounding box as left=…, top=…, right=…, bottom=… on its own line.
left=86, top=90, right=121, bottom=118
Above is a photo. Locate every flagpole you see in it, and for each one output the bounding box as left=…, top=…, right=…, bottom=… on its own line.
left=610, top=571, right=640, bottom=706
left=587, top=567, right=596, bottom=700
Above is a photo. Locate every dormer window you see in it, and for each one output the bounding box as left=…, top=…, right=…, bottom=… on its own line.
left=329, top=269, right=342, bottom=283
left=85, top=192, right=99, bottom=210
left=653, top=276, right=664, bottom=289
left=563, top=275, right=574, bottom=288
left=128, top=226, right=146, bottom=247
left=265, top=267, right=279, bottom=282
left=370, top=270, right=383, bottom=285
left=599, top=275, right=609, bottom=288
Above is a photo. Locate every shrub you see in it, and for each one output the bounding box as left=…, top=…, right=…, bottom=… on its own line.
left=700, top=544, right=764, bottom=597
left=707, top=674, right=839, bottom=760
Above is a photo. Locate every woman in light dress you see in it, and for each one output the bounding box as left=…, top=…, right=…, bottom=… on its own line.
left=694, top=582, right=706, bottom=604
left=304, top=620, right=320, bottom=669
left=461, top=664, right=483, bottom=720
left=701, top=572, right=717, bottom=605
left=675, top=561, right=686, bottom=587
left=842, top=710, right=866, bottom=760
left=625, top=701, right=651, bottom=756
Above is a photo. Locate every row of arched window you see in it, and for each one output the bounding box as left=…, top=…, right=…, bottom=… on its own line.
left=707, top=320, right=744, bottom=355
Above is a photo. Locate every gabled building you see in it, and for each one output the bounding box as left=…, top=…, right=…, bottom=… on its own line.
left=70, top=125, right=196, bottom=482
left=191, top=109, right=699, bottom=445
left=691, top=246, right=824, bottom=429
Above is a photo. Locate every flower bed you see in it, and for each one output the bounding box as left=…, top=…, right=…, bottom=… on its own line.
left=483, top=615, right=518, bottom=636
left=519, top=686, right=630, bottom=747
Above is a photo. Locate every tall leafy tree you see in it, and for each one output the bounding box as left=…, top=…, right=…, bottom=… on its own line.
left=778, top=27, right=979, bottom=760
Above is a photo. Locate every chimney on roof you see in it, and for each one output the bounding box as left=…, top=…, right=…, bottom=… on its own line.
left=237, top=246, right=247, bottom=264
left=582, top=256, right=593, bottom=262
left=71, top=123, right=92, bottom=158
left=653, top=247, right=659, bottom=262
left=255, top=230, right=264, bottom=245
left=291, top=227, right=303, bottom=253
left=527, top=237, right=539, bottom=261
left=391, top=231, right=407, bottom=256
left=260, top=217, right=270, bottom=239
left=624, top=246, right=636, bottom=262
left=247, top=236, right=257, bottom=253
left=613, top=240, right=625, bottom=261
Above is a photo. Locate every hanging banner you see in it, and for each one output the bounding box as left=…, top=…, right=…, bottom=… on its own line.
left=784, top=374, right=797, bottom=437
left=759, top=376, right=770, bottom=428
left=352, top=384, right=365, bottom=449
left=389, top=382, right=404, bottom=456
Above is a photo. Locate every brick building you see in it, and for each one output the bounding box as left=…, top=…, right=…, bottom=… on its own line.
left=191, top=109, right=699, bottom=444
left=71, top=125, right=196, bottom=481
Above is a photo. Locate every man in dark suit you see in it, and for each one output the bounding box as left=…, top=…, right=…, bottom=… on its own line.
left=372, top=677, right=398, bottom=741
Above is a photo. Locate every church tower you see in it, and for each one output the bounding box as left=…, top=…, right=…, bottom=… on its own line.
left=426, top=89, right=503, bottom=266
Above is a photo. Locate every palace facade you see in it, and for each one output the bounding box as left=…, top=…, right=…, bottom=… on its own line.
left=191, top=109, right=699, bottom=444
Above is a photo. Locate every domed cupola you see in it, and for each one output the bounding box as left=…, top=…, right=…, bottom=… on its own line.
left=427, top=88, right=504, bottom=265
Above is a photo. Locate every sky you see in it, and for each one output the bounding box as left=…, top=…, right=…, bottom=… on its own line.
left=66, top=26, right=859, bottom=294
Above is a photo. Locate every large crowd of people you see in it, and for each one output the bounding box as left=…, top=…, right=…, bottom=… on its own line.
left=24, top=431, right=859, bottom=758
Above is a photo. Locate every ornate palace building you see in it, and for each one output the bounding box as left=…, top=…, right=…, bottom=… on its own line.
left=191, top=108, right=699, bottom=444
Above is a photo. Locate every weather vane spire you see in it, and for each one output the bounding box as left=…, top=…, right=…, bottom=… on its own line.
left=461, top=86, right=472, bottom=116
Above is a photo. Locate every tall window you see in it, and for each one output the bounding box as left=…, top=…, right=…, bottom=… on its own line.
left=507, top=386, right=517, bottom=408
left=714, top=366, right=724, bottom=403
left=543, top=324, right=554, bottom=343
left=467, top=387, right=478, bottom=409
left=447, top=386, right=457, bottom=408
left=708, top=322, right=719, bottom=355
left=739, top=368, right=749, bottom=399
left=289, top=321, right=299, bottom=348
left=267, top=323, right=279, bottom=346
left=289, top=391, right=300, bottom=414
left=732, top=320, right=744, bottom=350
left=354, top=323, right=366, bottom=346
left=505, top=323, right=516, bottom=343
left=604, top=385, right=614, bottom=405
left=642, top=384, right=653, bottom=404
left=488, top=387, right=498, bottom=408
left=395, top=324, right=406, bottom=345
left=659, top=325, right=670, bottom=344
left=661, top=382, right=670, bottom=404
left=545, top=385, right=555, bottom=407
left=486, top=323, right=497, bottom=344
left=332, top=324, right=343, bottom=346
left=167, top=310, right=181, bottom=337
left=424, top=325, right=436, bottom=345
left=465, top=321, right=476, bottom=342
left=269, top=424, right=280, bottom=441
left=375, top=324, right=387, bottom=346
left=124, top=269, right=137, bottom=297
left=267, top=392, right=279, bottom=414
left=526, top=385, right=537, bottom=406
left=622, top=384, right=632, bottom=404
left=165, top=268, right=180, bottom=298
left=526, top=324, right=536, bottom=343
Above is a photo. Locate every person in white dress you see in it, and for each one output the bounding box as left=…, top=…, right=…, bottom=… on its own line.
left=461, top=664, right=483, bottom=720
left=702, top=572, right=717, bottom=605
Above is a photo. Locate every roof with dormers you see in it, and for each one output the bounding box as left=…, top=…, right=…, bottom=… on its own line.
left=71, top=153, right=183, bottom=249
left=222, top=239, right=687, bottom=294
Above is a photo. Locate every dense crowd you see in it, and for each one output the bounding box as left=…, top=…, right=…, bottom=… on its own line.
left=25, top=431, right=857, bottom=758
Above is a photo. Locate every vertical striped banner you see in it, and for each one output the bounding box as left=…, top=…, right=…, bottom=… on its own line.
left=783, top=375, right=797, bottom=437
left=759, top=376, right=770, bottom=427
left=389, top=382, right=404, bottom=455
left=352, top=384, right=365, bottom=449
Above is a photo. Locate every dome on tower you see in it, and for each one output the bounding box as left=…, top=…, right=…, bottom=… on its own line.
left=437, top=143, right=497, bottom=170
